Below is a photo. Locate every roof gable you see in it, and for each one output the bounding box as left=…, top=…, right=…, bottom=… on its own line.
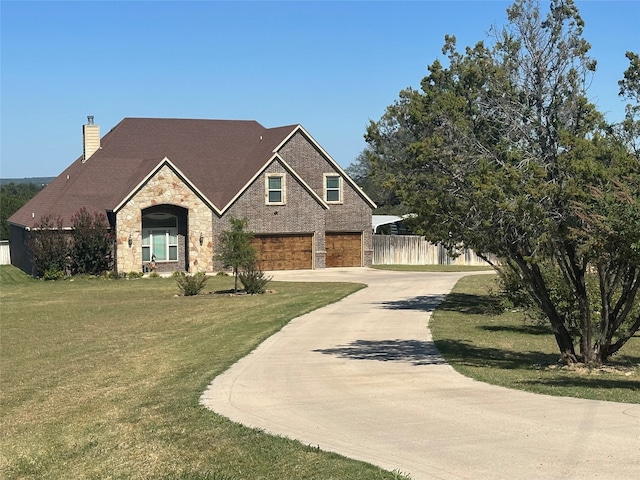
left=220, top=153, right=329, bottom=214
left=275, top=126, right=377, bottom=209
left=113, top=157, right=220, bottom=215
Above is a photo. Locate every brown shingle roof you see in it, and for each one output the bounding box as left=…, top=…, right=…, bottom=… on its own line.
left=9, top=118, right=297, bottom=228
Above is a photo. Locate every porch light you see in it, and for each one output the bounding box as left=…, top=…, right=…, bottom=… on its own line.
left=199, top=232, right=204, bottom=246
left=128, top=234, right=133, bottom=248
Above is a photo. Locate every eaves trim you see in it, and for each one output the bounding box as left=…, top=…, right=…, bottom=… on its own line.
left=7, top=222, right=74, bottom=232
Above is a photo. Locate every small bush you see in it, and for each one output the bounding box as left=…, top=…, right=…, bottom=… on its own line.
left=43, top=268, right=65, bottom=281
left=149, top=272, right=161, bottom=278
left=175, top=272, right=208, bottom=296
left=239, top=268, right=272, bottom=294
left=127, top=271, right=143, bottom=279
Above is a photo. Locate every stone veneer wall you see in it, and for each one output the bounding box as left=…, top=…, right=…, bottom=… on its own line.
left=116, top=164, right=213, bottom=273
left=278, top=132, right=374, bottom=266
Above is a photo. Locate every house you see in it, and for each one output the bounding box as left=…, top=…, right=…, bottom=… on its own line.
left=8, top=117, right=376, bottom=274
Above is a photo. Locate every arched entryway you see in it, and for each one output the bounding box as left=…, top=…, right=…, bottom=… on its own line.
left=141, top=205, right=188, bottom=272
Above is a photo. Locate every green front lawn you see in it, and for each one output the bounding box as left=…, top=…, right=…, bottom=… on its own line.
left=430, top=275, right=640, bottom=403
left=0, top=266, right=406, bottom=479
left=4, top=265, right=636, bottom=480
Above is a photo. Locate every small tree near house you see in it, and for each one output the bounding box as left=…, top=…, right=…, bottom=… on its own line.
left=70, top=208, right=114, bottom=275
left=218, top=217, right=257, bottom=292
left=29, top=214, right=70, bottom=279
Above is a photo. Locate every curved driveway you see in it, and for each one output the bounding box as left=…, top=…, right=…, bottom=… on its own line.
left=201, top=268, right=640, bottom=480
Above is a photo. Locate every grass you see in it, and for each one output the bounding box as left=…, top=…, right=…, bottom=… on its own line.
left=372, top=264, right=493, bottom=272
left=430, top=275, right=640, bottom=403
left=0, top=265, right=408, bottom=480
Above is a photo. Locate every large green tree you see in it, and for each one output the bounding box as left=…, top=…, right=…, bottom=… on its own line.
left=618, top=51, right=640, bottom=159
left=365, top=0, right=640, bottom=365
left=0, top=182, right=43, bottom=240
left=345, top=148, right=405, bottom=214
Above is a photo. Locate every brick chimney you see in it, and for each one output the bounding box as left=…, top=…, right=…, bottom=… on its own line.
left=83, top=115, right=100, bottom=162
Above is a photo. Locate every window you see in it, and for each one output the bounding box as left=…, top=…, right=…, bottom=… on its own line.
left=266, top=174, right=286, bottom=205
left=142, top=229, right=178, bottom=262
left=324, top=174, right=342, bottom=203
left=142, top=213, right=178, bottom=262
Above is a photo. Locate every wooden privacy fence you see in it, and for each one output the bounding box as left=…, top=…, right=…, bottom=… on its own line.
left=0, top=241, right=10, bottom=265
left=373, top=235, right=492, bottom=266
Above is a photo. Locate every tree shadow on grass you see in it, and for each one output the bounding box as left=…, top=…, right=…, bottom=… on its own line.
left=434, top=338, right=560, bottom=370
left=521, top=376, right=640, bottom=391
left=480, top=324, right=553, bottom=336
left=437, top=292, right=504, bottom=315
left=314, top=339, right=447, bottom=366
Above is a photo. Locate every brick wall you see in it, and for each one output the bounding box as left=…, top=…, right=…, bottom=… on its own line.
left=213, top=159, right=327, bottom=269
left=278, top=132, right=373, bottom=266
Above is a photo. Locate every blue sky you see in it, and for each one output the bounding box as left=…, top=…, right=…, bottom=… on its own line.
left=1, top=0, right=639, bottom=178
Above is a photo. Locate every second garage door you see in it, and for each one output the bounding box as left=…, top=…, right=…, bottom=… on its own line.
left=325, top=232, right=362, bottom=267
left=251, top=234, right=313, bottom=270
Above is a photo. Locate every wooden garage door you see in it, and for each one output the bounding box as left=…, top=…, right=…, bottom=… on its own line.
left=251, top=234, right=313, bottom=270
left=326, top=232, right=362, bottom=267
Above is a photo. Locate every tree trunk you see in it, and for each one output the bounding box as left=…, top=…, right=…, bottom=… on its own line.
left=511, top=255, right=579, bottom=363
left=233, top=267, right=238, bottom=292
left=552, top=325, right=578, bottom=364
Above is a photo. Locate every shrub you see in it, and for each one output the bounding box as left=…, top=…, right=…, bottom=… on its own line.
left=148, top=272, right=160, bottom=278
left=70, top=208, right=114, bottom=275
left=29, top=215, right=70, bottom=277
left=43, top=268, right=65, bottom=281
left=239, top=268, right=272, bottom=294
left=175, top=272, right=208, bottom=296
left=127, top=271, right=143, bottom=279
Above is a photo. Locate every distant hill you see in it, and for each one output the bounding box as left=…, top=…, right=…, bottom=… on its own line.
left=0, top=177, right=55, bottom=187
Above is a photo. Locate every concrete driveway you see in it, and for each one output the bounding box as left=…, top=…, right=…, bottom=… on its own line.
left=201, top=268, right=640, bottom=480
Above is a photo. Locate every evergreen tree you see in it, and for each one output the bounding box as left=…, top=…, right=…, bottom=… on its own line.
left=365, top=0, right=640, bottom=364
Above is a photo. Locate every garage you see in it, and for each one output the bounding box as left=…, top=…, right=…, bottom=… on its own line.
left=325, top=232, right=362, bottom=267
left=251, top=234, right=313, bottom=270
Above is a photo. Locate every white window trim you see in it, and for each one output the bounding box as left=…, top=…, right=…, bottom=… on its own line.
left=142, top=228, right=178, bottom=262
left=265, top=173, right=286, bottom=205
left=323, top=173, right=343, bottom=204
